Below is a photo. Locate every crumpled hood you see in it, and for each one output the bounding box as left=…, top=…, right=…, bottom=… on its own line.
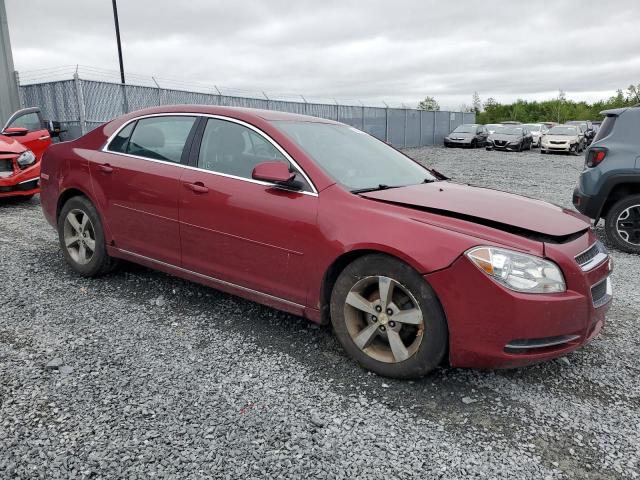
left=0, top=134, right=26, bottom=155
left=360, top=182, right=589, bottom=239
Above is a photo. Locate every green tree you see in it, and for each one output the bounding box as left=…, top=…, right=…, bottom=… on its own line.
left=472, top=91, right=482, bottom=114
left=627, top=84, right=640, bottom=103
left=417, top=96, right=440, bottom=111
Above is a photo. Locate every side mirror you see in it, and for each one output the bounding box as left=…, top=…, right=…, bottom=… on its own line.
left=2, top=127, right=29, bottom=137
left=252, top=161, right=297, bottom=186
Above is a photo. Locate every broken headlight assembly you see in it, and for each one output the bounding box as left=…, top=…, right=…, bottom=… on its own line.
left=17, top=150, right=36, bottom=169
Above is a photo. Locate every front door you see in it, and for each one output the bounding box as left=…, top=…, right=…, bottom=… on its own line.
left=2, top=109, right=51, bottom=159
left=179, top=117, right=318, bottom=304
left=89, top=115, right=198, bottom=265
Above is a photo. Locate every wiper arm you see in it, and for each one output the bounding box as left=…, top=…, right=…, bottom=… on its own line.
left=351, top=184, right=392, bottom=194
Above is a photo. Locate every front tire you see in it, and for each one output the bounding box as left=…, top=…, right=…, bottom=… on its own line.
left=330, top=254, right=448, bottom=378
left=605, top=195, right=640, bottom=254
left=57, top=196, right=118, bottom=276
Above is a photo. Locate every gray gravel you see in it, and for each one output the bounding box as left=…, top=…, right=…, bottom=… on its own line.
left=1, top=146, right=638, bottom=479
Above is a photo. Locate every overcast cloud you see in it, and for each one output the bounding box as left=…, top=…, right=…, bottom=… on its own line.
left=5, top=0, right=640, bottom=108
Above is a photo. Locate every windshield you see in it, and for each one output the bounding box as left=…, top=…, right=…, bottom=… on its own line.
left=494, top=127, right=523, bottom=135
left=565, top=121, right=586, bottom=128
left=452, top=125, right=476, bottom=133
left=274, top=122, right=435, bottom=191
left=524, top=124, right=541, bottom=132
left=548, top=126, right=578, bottom=135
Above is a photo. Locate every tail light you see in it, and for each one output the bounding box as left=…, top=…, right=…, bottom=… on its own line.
left=586, top=147, right=607, bottom=168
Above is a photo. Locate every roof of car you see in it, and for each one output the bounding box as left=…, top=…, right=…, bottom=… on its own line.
left=117, top=104, right=339, bottom=124
left=600, top=106, right=639, bottom=116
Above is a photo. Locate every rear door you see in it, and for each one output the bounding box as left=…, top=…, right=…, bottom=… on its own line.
left=89, top=115, right=199, bottom=265
left=2, top=109, right=51, bottom=159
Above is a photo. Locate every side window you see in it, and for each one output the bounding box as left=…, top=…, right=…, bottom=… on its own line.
left=108, top=121, right=136, bottom=153
left=8, top=112, right=41, bottom=131
left=125, top=116, right=196, bottom=163
left=197, top=119, right=310, bottom=190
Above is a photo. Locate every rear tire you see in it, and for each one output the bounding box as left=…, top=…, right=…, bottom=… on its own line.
left=57, top=196, right=118, bottom=277
left=330, top=254, right=448, bottom=378
left=605, top=195, right=640, bottom=254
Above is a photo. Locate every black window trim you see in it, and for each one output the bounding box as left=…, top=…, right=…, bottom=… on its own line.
left=190, top=116, right=313, bottom=193
left=107, top=115, right=199, bottom=165
left=102, top=113, right=318, bottom=196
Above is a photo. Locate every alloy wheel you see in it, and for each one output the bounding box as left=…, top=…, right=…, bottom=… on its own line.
left=616, top=205, right=640, bottom=246
left=344, top=276, right=424, bottom=363
left=63, top=209, right=96, bottom=265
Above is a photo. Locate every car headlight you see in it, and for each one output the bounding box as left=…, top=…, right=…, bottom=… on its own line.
left=466, top=246, right=566, bottom=293
left=17, top=150, right=36, bottom=168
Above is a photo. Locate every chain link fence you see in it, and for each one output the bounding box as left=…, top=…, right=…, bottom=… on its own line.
left=18, top=70, right=475, bottom=147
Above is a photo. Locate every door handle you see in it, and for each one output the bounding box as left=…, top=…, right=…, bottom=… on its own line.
left=38, top=135, right=50, bottom=141
left=98, top=163, right=114, bottom=173
left=183, top=181, right=209, bottom=194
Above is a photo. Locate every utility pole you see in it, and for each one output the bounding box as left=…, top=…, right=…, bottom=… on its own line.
left=0, top=0, right=20, bottom=124
left=112, top=0, right=125, bottom=84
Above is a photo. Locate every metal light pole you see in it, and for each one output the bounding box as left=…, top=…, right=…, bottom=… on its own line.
left=111, top=0, right=125, bottom=84
left=0, top=0, right=20, bottom=124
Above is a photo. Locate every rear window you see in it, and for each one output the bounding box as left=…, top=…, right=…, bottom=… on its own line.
left=593, top=116, right=616, bottom=142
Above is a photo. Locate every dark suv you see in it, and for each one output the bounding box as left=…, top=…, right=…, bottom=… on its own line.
left=566, top=120, right=595, bottom=145
left=573, top=106, right=640, bottom=253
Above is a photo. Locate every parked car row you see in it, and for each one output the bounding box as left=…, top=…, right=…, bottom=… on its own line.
left=446, top=119, right=599, bottom=155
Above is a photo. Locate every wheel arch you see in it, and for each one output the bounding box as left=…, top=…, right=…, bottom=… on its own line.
left=318, top=247, right=432, bottom=325
left=600, top=178, right=640, bottom=219
left=56, top=187, right=94, bottom=221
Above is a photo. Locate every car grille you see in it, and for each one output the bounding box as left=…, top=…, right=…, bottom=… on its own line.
left=494, top=140, right=506, bottom=146
left=550, top=141, right=566, bottom=145
left=575, top=242, right=608, bottom=271
left=0, top=158, right=13, bottom=173
left=591, top=277, right=612, bottom=308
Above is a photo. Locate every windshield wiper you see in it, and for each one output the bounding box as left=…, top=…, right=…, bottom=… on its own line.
left=351, top=184, right=394, bottom=194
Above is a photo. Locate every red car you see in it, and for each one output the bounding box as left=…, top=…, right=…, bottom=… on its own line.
left=39, top=106, right=612, bottom=378
left=0, top=108, right=52, bottom=199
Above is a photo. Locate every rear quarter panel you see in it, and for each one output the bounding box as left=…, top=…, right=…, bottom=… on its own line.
left=40, top=126, right=110, bottom=229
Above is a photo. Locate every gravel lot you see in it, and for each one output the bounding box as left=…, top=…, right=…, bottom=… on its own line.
left=1, top=146, right=638, bottom=479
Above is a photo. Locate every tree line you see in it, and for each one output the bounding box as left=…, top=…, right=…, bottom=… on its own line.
left=417, top=84, right=640, bottom=124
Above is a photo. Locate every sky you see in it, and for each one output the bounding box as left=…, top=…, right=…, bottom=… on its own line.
left=5, top=0, right=640, bottom=109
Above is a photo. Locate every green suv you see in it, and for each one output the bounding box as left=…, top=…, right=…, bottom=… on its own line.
left=573, top=105, right=640, bottom=253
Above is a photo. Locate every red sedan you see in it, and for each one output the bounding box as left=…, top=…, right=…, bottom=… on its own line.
left=39, top=106, right=612, bottom=378
left=0, top=108, right=52, bottom=199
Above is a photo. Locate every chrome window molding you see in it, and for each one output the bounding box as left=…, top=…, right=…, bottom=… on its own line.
left=100, top=112, right=318, bottom=196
